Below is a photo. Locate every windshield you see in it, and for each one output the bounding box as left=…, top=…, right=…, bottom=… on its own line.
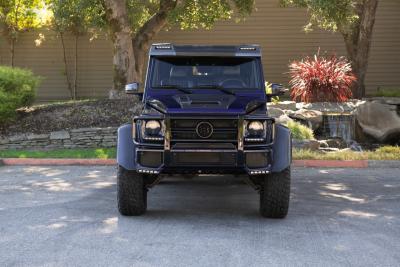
left=150, top=56, right=262, bottom=90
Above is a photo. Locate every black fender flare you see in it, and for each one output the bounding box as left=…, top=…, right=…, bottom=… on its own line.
left=117, top=123, right=136, bottom=170
left=272, top=124, right=292, bottom=173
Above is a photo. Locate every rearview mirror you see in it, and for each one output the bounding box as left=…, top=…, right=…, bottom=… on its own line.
left=125, top=83, right=140, bottom=94
left=267, top=83, right=288, bottom=97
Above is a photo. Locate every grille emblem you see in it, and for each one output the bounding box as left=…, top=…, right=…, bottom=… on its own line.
left=196, top=122, right=213, bottom=139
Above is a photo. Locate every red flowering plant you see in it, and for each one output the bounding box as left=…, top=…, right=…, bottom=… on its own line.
left=289, top=53, right=356, bottom=103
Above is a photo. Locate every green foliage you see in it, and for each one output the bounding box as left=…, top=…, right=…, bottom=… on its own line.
left=280, top=0, right=359, bottom=32
left=114, top=0, right=255, bottom=33
left=0, top=0, right=46, bottom=37
left=287, top=120, right=314, bottom=140
left=370, top=89, right=400, bottom=98
left=0, top=66, right=40, bottom=124
left=171, top=0, right=254, bottom=30
left=48, top=0, right=105, bottom=35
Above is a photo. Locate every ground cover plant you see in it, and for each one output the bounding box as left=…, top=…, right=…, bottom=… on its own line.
left=287, top=121, right=314, bottom=140
left=0, top=98, right=142, bottom=135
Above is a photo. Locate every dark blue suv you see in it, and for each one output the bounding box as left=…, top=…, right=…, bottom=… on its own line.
left=117, top=44, right=292, bottom=218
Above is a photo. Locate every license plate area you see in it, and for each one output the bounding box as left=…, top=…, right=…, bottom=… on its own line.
left=169, top=151, right=236, bottom=167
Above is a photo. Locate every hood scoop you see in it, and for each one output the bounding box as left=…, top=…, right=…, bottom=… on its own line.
left=173, top=94, right=235, bottom=109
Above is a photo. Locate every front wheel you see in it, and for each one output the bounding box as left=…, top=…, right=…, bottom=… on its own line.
left=259, top=167, right=291, bottom=218
left=117, top=166, right=147, bottom=216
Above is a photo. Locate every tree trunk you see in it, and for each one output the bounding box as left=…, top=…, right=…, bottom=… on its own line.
left=60, top=32, right=74, bottom=99
left=73, top=34, right=78, bottom=100
left=102, top=0, right=136, bottom=99
left=10, top=37, right=15, bottom=67
left=340, top=0, right=379, bottom=99
left=132, top=0, right=177, bottom=83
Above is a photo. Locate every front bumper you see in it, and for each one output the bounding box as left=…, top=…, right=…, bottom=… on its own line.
left=135, top=147, right=273, bottom=175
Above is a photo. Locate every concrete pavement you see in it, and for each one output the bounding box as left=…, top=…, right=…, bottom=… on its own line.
left=0, top=166, right=399, bottom=266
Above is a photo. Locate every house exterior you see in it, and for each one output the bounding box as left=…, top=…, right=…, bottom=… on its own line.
left=0, top=0, right=399, bottom=101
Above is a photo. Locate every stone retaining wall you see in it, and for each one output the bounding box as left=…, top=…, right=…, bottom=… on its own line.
left=0, top=127, right=118, bottom=150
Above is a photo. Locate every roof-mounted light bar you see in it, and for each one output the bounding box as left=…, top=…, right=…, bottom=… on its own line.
left=154, top=43, right=172, bottom=50
left=239, top=47, right=257, bottom=51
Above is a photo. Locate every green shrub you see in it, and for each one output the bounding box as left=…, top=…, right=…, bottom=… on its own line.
left=287, top=120, right=314, bottom=140
left=370, top=89, right=400, bottom=98
left=375, top=146, right=400, bottom=154
left=0, top=66, right=40, bottom=124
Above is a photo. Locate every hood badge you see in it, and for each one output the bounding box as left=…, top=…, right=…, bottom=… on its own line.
left=196, top=122, right=214, bottom=139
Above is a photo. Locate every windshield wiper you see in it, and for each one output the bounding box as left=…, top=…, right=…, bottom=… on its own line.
left=197, top=85, right=236, bottom=96
left=153, top=84, right=192, bottom=94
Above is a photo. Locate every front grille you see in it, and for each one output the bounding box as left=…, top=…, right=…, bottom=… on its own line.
left=170, top=118, right=238, bottom=141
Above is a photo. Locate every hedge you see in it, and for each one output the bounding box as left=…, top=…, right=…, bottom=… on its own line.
left=0, top=66, right=40, bottom=124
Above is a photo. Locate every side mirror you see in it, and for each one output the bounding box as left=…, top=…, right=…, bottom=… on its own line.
left=267, top=83, right=288, bottom=97
left=125, top=83, right=140, bottom=94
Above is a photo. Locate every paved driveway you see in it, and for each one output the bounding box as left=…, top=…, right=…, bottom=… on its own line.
left=0, top=166, right=399, bottom=267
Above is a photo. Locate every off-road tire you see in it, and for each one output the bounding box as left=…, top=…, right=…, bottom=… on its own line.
left=259, top=167, right=291, bottom=218
left=117, top=166, right=147, bottom=216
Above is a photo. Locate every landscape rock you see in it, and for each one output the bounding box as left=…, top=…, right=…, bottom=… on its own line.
left=0, top=127, right=118, bottom=151
left=275, top=114, right=293, bottom=125
left=267, top=101, right=297, bottom=111
left=267, top=107, right=285, bottom=118
left=289, top=109, right=323, bottom=130
left=319, top=147, right=340, bottom=152
left=302, top=101, right=365, bottom=114
left=365, top=97, right=400, bottom=105
left=318, top=140, right=329, bottom=148
left=325, top=138, right=348, bottom=149
left=9, top=134, right=26, bottom=142
left=50, top=131, right=70, bottom=140
left=292, top=139, right=320, bottom=151
left=70, top=128, right=102, bottom=133
left=26, top=133, right=49, bottom=140
left=355, top=100, right=400, bottom=144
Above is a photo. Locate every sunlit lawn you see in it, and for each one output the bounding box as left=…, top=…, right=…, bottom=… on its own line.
left=0, top=148, right=116, bottom=159
left=1, top=146, right=399, bottom=160
left=293, top=146, right=400, bottom=160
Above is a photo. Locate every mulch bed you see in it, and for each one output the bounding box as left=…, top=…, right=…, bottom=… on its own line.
left=0, top=98, right=142, bottom=136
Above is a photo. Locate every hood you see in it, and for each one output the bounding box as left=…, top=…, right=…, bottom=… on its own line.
left=147, top=93, right=265, bottom=115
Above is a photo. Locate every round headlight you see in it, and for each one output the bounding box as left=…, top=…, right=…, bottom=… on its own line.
left=248, top=121, right=264, bottom=136
left=145, top=120, right=161, bottom=136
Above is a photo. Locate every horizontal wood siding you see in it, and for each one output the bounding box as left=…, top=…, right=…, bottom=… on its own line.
left=0, top=0, right=399, bottom=100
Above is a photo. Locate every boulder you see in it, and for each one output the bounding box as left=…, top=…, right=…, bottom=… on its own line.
left=267, top=101, right=297, bottom=111
left=302, top=101, right=365, bottom=113
left=267, top=107, right=285, bottom=118
left=275, top=114, right=293, bottom=125
left=292, top=139, right=320, bottom=151
left=289, top=109, right=323, bottom=130
left=355, top=100, right=400, bottom=143
left=319, top=147, right=340, bottom=152
left=325, top=138, right=348, bottom=149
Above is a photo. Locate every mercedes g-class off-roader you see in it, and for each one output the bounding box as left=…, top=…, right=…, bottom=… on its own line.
left=117, top=44, right=292, bottom=218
